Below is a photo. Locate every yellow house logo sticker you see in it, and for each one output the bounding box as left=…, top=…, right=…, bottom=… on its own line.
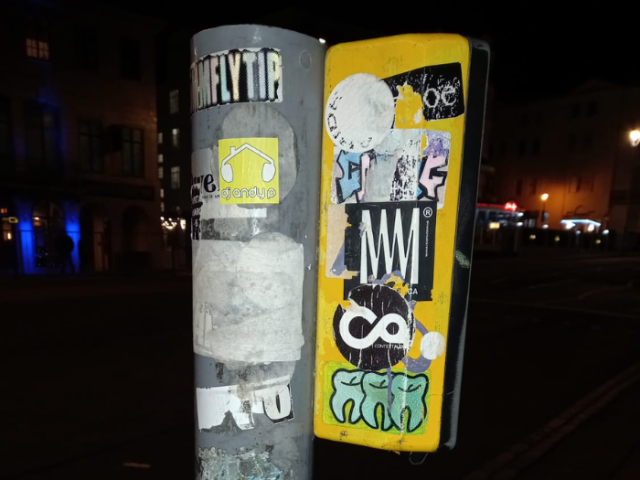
left=219, top=137, right=279, bottom=204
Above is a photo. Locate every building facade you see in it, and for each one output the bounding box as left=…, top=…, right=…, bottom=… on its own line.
left=489, top=81, right=640, bottom=247
left=156, top=27, right=196, bottom=271
left=0, top=0, right=166, bottom=274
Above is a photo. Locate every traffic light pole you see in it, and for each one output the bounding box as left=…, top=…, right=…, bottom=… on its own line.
left=190, top=26, right=325, bottom=479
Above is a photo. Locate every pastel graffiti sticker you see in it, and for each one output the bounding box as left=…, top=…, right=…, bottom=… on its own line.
left=218, top=137, right=279, bottom=204
left=325, top=364, right=430, bottom=434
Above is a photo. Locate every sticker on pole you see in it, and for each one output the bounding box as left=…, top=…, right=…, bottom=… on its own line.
left=314, top=34, right=489, bottom=453
left=218, top=138, right=279, bottom=205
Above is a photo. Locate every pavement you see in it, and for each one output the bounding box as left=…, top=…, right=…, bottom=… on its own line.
left=1, top=252, right=640, bottom=479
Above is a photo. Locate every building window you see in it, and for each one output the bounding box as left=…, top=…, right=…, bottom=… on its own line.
left=570, top=103, right=581, bottom=119
left=587, top=101, right=598, bottom=116
left=78, top=120, right=103, bottom=172
left=576, top=174, right=594, bottom=192
left=158, top=154, right=163, bottom=164
left=0, top=98, right=13, bottom=168
left=119, top=37, right=141, bottom=80
left=32, top=201, right=66, bottom=268
left=583, top=132, right=593, bottom=150
left=171, top=166, right=180, bottom=189
left=121, top=127, right=143, bottom=176
left=160, top=201, right=165, bottom=213
left=73, top=27, right=98, bottom=71
left=158, top=132, right=163, bottom=144
left=516, top=179, right=523, bottom=196
left=529, top=179, right=537, bottom=195
left=568, top=133, right=577, bottom=151
left=172, top=128, right=180, bottom=148
left=499, top=142, right=507, bottom=158
left=160, top=188, right=164, bottom=199
left=158, top=166, right=164, bottom=179
left=518, top=139, right=526, bottom=156
left=170, top=90, right=179, bottom=114
left=25, top=102, right=60, bottom=170
left=532, top=137, right=541, bottom=155
left=25, top=19, right=50, bottom=61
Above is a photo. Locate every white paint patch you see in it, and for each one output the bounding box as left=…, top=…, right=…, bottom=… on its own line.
left=196, top=376, right=293, bottom=430
left=193, top=233, right=304, bottom=363
left=420, top=331, right=446, bottom=360
left=325, top=73, right=395, bottom=153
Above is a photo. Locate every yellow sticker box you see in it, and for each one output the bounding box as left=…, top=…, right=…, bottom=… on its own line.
left=219, top=137, right=279, bottom=204
left=314, top=34, right=489, bottom=452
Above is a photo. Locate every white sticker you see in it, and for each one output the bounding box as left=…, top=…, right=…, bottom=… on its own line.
left=196, top=376, right=294, bottom=430
left=193, top=233, right=304, bottom=363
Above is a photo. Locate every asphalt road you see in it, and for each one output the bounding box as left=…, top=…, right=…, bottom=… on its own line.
left=1, top=253, right=640, bottom=479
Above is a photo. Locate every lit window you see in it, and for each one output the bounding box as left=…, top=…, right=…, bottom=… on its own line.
left=158, top=132, right=163, bottom=144
left=171, top=166, right=180, bottom=189
left=158, top=154, right=163, bottom=164
left=172, top=128, right=179, bottom=148
left=158, top=166, right=164, bottom=179
left=160, top=188, right=164, bottom=199
left=160, top=201, right=165, bottom=213
left=170, top=90, right=179, bottom=114
left=25, top=20, right=50, bottom=61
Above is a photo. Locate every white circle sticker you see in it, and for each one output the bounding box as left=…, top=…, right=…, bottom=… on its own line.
left=325, top=73, right=395, bottom=153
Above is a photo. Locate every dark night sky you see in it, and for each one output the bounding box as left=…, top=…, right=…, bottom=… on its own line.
left=103, top=1, right=640, bottom=102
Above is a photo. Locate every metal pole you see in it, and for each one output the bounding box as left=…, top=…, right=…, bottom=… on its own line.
left=190, top=26, right=325, bottom=479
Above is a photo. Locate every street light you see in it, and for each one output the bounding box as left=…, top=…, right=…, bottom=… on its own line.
left=629, top=129, right=640, bottom=146
left=540, top=193, right=549, bottom=227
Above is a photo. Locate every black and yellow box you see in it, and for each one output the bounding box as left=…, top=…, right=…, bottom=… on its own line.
left=314, top=34, right=489, bottom=452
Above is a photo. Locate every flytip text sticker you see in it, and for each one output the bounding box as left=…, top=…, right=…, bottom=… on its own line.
left=218, top=138, right=279, bottom=205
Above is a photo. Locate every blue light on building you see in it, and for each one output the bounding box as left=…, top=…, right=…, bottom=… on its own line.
left=15, top=199, right=35, bottom=274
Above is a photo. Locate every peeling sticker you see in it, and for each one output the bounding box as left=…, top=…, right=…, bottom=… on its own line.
left=196, top=376, right=294, bottom=431
left=193, top=232, right=304, bottom=363
left=329, top=129, right=451, bottom=208
left=196, top=447, right=283, bottom=480
left=325, top=73, right=395, bottom=153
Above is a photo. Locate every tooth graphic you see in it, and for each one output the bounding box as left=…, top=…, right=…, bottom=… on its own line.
left=361, top=372, right=393, bottom=431
left=330, top=370, right=365, bottom=424
left=390, top=373, right=429, bottom=432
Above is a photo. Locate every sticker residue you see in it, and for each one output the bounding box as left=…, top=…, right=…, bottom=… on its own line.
left=196, top=447, right=283, bottom=480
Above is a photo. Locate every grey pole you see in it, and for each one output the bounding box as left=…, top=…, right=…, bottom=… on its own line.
left=190, top=26, right=325, bottom=479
